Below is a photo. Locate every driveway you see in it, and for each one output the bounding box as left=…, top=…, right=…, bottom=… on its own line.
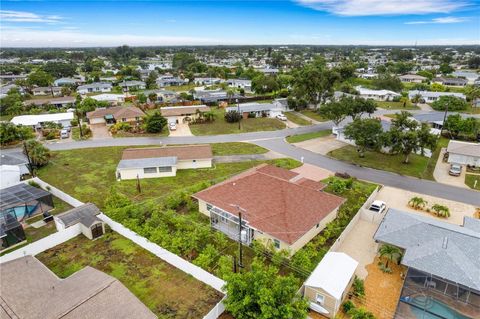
left=89, top=124, right=111, bottom=139
left=168, top=123, right=192, bottom=137
left=335, top=219, right=379, bottom=279
left=290, top=163, right=332, bottom=181
left=293, top=135, right=347, bottom=155
left=433, top=148, right=468, bottom=189
left=375, top=186, right=477, bottom=225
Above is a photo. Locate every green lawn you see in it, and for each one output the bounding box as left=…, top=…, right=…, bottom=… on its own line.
left=299, top=110, right=327, bottom=122
left=284, top=112, right=311, bottom=126
left=37, top=146, right=300, bottom=208
left=328, top=145, right=430, bottom=179
left=190, top=116, right=285, bottom=136
left=422, top=137, right=450, bottom=181
left=37, top=230, right=223, bottom=319
left=72, top=127, right=92, bottom=141
left=286, top=130, right=332, bottom=143
left=465, top=174, right=480, bottom=190
left=112, top=130, right=169, bottom=138
left=375, top=101, right=419, bottom=110
left=163, top=84, right=196, bottom=92
left=210, top=142, right=268, bottom=156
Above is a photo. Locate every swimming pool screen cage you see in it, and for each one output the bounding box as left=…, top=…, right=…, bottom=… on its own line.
left=0, top=183, right=54, bottom=221
left=395, top=268, right=480, bottom=319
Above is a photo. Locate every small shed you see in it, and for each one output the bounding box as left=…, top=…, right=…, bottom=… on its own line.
left=302, top=252, right=358, bottom=318
left=55, top=203, right=105, bottom=240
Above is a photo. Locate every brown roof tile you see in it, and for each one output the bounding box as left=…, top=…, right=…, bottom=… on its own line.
left=193, top=165, right=345, bottom=245
left=122, top=145, right=213, bottom=161
left=160, top=105, right=210, bottom=117
left=86, top=106, right=145, bottom=119
left=295, top=177, right=326, bottom=191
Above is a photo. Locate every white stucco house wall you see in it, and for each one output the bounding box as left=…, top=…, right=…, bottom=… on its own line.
left=447, top=140, right=480, bottom=167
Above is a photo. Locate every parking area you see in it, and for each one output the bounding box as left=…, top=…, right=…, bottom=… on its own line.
left=89, top=124, right=111, bottom=139
left=433, top=148, right=468, bottom=188
left=375, top=186, right=477, bottom=225
left=168, top=122, right=193, bottom=136
left=293, top=135, right=347, bottom=155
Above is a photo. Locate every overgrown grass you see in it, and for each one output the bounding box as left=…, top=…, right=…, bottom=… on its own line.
left=210, top=142, right=269, bottom=156
left=284, top=112, right=311, bottom=126
left=375, top=101, right=419, bottom=110
left=328, top=145, right=430, bottom=179
left=286, top=130, right=332, bottom=143
left=465, top=174, right=480, bottom=190
left=37, top=146, right=300, bottom=208
left=299, top=110, right=327, bottom=122
left=37, top=230, right=223, bottom=318
left=422, top=137, right=450, bottom=181
left=163, top=83, right=196, bottom=92
left=72, top=127, right=92, bottom=141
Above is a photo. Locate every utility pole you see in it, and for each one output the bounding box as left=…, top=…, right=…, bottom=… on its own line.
left=233, top=256, right=237, bottom=273
left=76, top=108, right=83, bottom=138
left=236, top=98, right=241, bottom=130
left=238, top=211, right=244, bottom=270
left=136, top=174, right=141, bottom=193
left=441, top=101, right=450, bottom=138
left=23, top=141, right=35, bottom=177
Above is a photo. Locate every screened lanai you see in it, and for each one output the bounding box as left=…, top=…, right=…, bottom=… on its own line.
left=0, top=183, right=54, bottom=222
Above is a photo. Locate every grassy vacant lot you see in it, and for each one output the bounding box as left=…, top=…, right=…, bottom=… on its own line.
left=422, top=137, right=449, bottom=181
left=190, top=108, right=285, bottom=136
left=37, top=146, right=299, bottom=208
left=37, top=230, right=223, bottom=319
left=375, top=101, right=419, bottom=110
left=286, top=130, right=331, bottom=143
left=328, top=145, right=430, bottom=179
left=210, top=142, right=268, bottom=156
left=465, top=174, right=480, bottom=190
left=299, top=110, right=327, bottom=122
left=163, top=83, right=196, bottom=92
left=284, top=112, right=311, bottom=126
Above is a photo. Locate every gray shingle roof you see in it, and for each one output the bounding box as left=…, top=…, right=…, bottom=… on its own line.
left=374, top=209, right=480, bottom=290
left=56, top=203, right=101, bottom=227
left=117, top=156, right=177, bottom=170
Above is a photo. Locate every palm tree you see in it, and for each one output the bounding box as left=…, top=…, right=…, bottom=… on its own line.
left=431, top=204, right=450, bottom=218
left=408, top=196, right=428, bottom=210
left=204, top=110, right=216, bottom=122
left=378, top=244, right=402, bottom=268
left=23, top=139, right=51, bottom=168
left=227, top=89, right=235, bottom=103
left=411, top=93, right=422, bottom=106
left=348, top=307, right=375, bottom=319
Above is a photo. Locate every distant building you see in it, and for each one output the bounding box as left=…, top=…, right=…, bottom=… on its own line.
left=399, top=74, right=427, bottom=83
left=0, top=84, right=24, bottom=98
left=118, top=80, right=146, bottom=91
left=90, top=93, right=125, bottom=105
left=408, top=90, right=466, bottom=103
left=433, top=77, right=468, bottom=87
left=355, top=86, right=400, bottom=101
left=156, top=75, right=188, bottom=87
left=160, top=105, right=210, bottom=124
left=11, top=112, right=74, bottom=129
left=77, top=82, right=112, bottom=94
left=54, top=77, right=81, bottom=86
left=226, top=79, right=252, bottom=92
left=86, top=106, right=145, bottom=125
left=23, top=96, right=76, bottom=109
left=32, top=86, right=63, bottom=96
left=193, top=77, right=224, bottom=86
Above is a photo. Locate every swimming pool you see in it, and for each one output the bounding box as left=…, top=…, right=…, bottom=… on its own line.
left=404, top=296, right=471, bottom=319
left=4, top=205, right=37, bottom=221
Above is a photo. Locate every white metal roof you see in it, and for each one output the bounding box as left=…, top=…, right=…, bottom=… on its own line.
left=11, top=112, right=74, bottom=126
left=304, top=252, right=358, bottom=300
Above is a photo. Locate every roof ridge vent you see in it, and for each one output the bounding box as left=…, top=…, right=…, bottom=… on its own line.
left=442, top=236, right=448, bottom=249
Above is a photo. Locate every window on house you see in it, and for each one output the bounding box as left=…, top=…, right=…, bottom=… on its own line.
left=158, top=166, right=172, bottom=172
left=122, top=118, right=127, bottom=122
left=316, top=223, right=320, bottom=228
left=273, top=239, right=280, bottom=249
left=143, top=167, right=157, bottom=174
left=315, top=293, right=325, bottom=305
left=135, top=116, right=140, bottom=121
left=193, top=159, right=197, bottom=162
left=206, top=204, right=213, bottom=211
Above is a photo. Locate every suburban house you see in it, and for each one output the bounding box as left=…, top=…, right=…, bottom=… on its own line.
left=452, top=71, right=479, bottom=84
left=192, top=164, right=345, bottom=254
left=302, top=252, right=358, bottom=318
left=154, top=89, right=178, bottom=102
left=433, top=77, right=468, bottom=87
left=118, top=80, right=146, bottom=91
left=0, top=151, right=29, bottom=176
left=0, top=84, right=24, bottom=98
left=54, top=77, right=81, bottom=86
left=55, top=203, right=105, bottom=240
left=32, top=86, right=62, bottom=96
left=446, top=140, right=480, bottom=167
left=23, top=96, right=76, bottom=108
left=225, top=100, right=288, bottom=119
left=408, top=90, right=466, bottom=103
left=156, top=75, right=188, bottom=87
left=160, top=105, right=211, bottom=124
left=374, top=209, right=480, bottom=319
left=0, top=256, right=157, bottom=319
left=193, top=89, right=242, bottom=103
left=86, top=106, right=145, bottom=125
left=259, top=67, right=279, bottom=75
left=11, top=112, right=74, bottom=129
left=194, top=77, right=224, bottom=85
left=116, top=145, right=213, bottom=180
left=355, top=86, right=400, bottom=101
left=77, top=82, right=113, bottom=94
left=90, top=93, right=126, bottom=105
left=227, top=79, right=252, bottom=92
left=399, top=74, right=427, bottom=83
left=0, top=165, right=20, bottom=189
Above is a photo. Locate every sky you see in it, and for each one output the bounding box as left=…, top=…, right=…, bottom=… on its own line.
left=0, top=0, right=479, bottom=47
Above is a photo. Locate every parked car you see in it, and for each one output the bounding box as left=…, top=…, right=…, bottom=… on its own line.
left=369, top=200, right=386, bottom=214
left=169, top=122, right=177, bottom=131
left=449, top=163, right=462, bottom=176
left=276, top=114, right=287, bottom=121
left=60, top=129, right=69, bottom=139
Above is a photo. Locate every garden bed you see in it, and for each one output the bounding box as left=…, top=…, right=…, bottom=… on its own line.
left=37, top=230, right=223, bottom=318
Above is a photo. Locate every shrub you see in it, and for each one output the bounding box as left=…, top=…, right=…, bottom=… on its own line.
left=431, top=96, right=468, bottom=111
left=408, top=196, right=427, bottom=210
left=224, top=110, right=241, bottom=123
left=431, top=204, right=450, bottom=218
left=353, top=276, right=365, bottom=297
left=247, top=112, right=256, bottom=118
left=144, top=111, right=167, bottom=133
left=379, top=263, right=392, bottom=273
left=343, top=300, right=356, bottom=313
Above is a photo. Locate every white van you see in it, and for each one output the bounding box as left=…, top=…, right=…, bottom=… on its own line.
left=60, top=129, right=69, bottom=139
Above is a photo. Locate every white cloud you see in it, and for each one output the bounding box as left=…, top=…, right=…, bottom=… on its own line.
left=405, top=16, right=468, bottom=24
left=0, top=10, right=64, bottom=23
left=0, top=27, right=226, bottom=47
left=295, top=0, right=468, bottom=16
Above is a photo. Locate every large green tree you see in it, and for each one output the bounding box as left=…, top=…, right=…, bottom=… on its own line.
left=344, top=118, right=384, bottom=157
left=431, top=96, right=468, bottom=111
left=23, top=139, right=51, bottom=168
left=223, top=259, right=308, bottom=319
left=0, top=122, right=34, bottom=145
left=27, top=70, right=54, bottom=87
left=144, top=111, right=167, bottom=133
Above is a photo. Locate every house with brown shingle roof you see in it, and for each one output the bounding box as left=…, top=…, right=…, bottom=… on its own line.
left=116, top=145, right=213, bottom=180
left=192, top=164, right=345, bottom=254
left=86, top=106, right=145, bottom=125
